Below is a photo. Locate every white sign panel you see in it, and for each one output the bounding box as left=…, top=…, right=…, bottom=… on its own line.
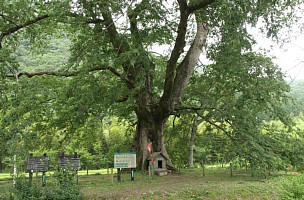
left=114, top=152, right=136, bottom=168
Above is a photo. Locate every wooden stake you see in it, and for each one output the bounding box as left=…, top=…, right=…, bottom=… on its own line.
left=230, top=163, right=233, bottom=177
left=111, top=168, right=113, bottom=184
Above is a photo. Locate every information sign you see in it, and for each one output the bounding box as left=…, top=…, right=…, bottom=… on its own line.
left=58, top=153, right=81, bottom=171
left=26, top=154, right=49, bottom=172
left=114, top=152, right=136, bottom=169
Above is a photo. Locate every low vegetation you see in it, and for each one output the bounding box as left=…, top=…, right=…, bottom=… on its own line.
left=0, top=167, right=302, bottom=200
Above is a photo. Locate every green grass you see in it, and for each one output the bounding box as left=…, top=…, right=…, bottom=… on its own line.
left=0, top=167, right=297, bottom=199
left=0, top=173, right=13, bottom=179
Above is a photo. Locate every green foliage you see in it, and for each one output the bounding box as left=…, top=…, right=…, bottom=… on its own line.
left=165, top=116, right=192, bottom=167
left=195, top=124, right=233, bottom=164
left=183, top=30, right=295, bottom=173
left=282, top=175, right=304, bottom=199
left=54, top=168, right=78, bottom=185
left=104, top=118, right=134, bottom=165
left=0, top=176, right=84, bottom=200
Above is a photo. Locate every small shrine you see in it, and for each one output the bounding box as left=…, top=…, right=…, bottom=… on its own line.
left=148, top=152, right=168, bottom=175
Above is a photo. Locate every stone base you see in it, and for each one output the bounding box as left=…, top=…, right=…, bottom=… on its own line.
left=154, top=169, right=168, bottom=176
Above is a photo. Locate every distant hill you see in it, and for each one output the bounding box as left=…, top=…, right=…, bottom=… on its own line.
left=287, top=79, right=304, bottom=115
left=16, top=37, right=70, bottom=72
left=289, top=79, right=304, bottom=100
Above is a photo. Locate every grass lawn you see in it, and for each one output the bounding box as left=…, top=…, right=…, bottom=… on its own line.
left=0, top=167, right=294, bottom=199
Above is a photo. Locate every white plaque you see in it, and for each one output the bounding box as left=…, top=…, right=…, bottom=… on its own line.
left=114, top=152, right=136, bottom=168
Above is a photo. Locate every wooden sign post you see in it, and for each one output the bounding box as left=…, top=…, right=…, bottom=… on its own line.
left=114, top=152, right=136, bottom=181
left=58, top=152, right=81, bottom=184
left=26, top=153, right=49, bottom=187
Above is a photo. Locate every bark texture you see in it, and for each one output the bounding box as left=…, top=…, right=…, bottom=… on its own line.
left=188, top=116, right=203, bottom=168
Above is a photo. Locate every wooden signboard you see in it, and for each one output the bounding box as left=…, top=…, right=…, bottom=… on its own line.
left=58, top=153, right=81, bottom=171
left=26, top=154, right=49, bottom=172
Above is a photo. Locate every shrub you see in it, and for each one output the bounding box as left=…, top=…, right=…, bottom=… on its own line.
left=2, top=175, right=84, bottom=200
left=282, top=175, right=304, bottom=199
left=0, top=192, right=9, bottom=200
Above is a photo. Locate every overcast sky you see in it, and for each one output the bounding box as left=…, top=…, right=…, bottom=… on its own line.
left=255, top=8, right=304, bottom=82
left=272, top=35, right=304, bottom=81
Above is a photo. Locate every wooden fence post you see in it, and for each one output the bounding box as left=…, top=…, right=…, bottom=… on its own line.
left=230, top=163, right=233, bottom=177
left=202, top=161, right=205, bottom=177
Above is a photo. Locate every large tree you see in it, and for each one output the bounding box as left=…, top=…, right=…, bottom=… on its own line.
left=1, top=0, right=303, bottom=170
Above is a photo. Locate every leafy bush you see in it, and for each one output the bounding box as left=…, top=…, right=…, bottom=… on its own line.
left=282, top=175, right=304, bottom=199
left=0, top=192, right=9, bottom=200
left=2, top=175, right=84, bottom=200
left=54, top=169, right=77, bottom=185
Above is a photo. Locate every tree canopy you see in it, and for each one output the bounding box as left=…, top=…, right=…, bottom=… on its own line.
left=1, top=0, right=304, bottom=171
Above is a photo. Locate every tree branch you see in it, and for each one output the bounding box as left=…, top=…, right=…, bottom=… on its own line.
left=175, top=105, right=220, bottom=112
left=87, top=18, right=104, bottom=24
left=99, top=5, right=139, bottom=89
left=188, top=0, right=216, bottom=13
left=160, top=0, right=189, bottom=106
left=0, top=15, right=49, bottom=49
left=166, top=0, right=189, bottom=68
left=6, top=71, right=76, bottom=78
left=5, top=65, right=133, bottom=85
left=127, top=0, right=147, bottom=46
left=100, top=7, right=129, bottom=55
left=171, top=15, right=209, bottom=105
left=206, top=119, right=237, bottom=145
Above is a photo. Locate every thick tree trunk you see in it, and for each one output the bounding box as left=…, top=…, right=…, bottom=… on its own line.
left=188, top=125, right=196, bottom=168
left=133, top=116, right=173, bottom=171
left=130, top=14, right=209, bottom=172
